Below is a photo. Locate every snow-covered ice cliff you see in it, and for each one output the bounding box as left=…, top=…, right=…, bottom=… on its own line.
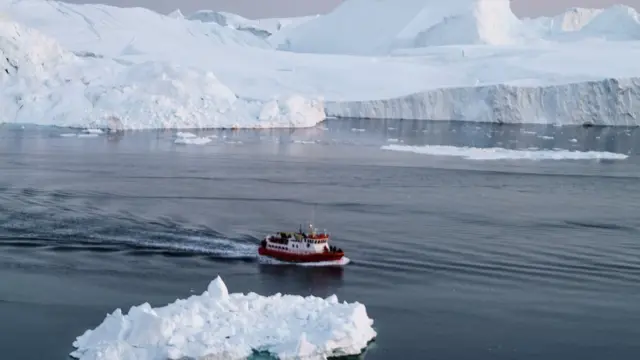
left=276, top=0, right=640, bottom=126
left=2, top=0, right=640, bottom=128
left=0, top=13, right=324, bottom=130
left=326, top=77, right=640, bottom=126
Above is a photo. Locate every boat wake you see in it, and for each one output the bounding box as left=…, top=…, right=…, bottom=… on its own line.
left=124, top=234, right=259, bottom=260
left=0, top=232, right=259, bottom=260
left=0, top=186, right=355, bottom=267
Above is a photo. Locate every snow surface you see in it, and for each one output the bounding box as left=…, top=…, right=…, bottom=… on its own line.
left=3, top=0, right=640, bottom=128
left=183, top=9, right=317, bottom=40
left=70, top=276, right=376, bottom=360
left=279, top=0, right=531, bottom=55
left=382, top=144, right=629, bottom=161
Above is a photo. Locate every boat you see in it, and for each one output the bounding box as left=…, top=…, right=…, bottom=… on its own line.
left=258, top=223, right=345, bottom=263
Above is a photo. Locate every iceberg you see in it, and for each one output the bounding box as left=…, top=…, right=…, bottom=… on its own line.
left=3, top=0, right=640, bottom=128
left=278, top=0, right=529, bottom=55
left=523, top=7, right=605, bottom=36
left=278, top=0, right=640, bottom=54
left=184, top=9, right=316, bottom=40
left=70, top=276, right=376, bottom=360
left=275, top=0, right=640, bottom=126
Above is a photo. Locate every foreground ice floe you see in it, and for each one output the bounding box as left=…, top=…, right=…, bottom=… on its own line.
left=70, top=276, right=376, bottom=360
left=381, top=144, right=629, bottom=160
left=3, top=0, right=640, bottom=127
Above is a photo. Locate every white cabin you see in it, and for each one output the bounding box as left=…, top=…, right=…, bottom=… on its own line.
left=263, top=223, right=332, bottom=254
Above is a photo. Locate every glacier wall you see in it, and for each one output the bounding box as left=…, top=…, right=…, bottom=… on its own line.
left=325, top=78, right=640, bottom=126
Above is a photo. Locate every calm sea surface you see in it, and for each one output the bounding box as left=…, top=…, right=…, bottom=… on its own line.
left=0, top=120, right=639, bottom=360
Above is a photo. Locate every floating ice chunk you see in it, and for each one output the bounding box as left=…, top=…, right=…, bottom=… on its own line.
left=175, top=132, right=197, bottom=138
left=174, top=137, right=211, bottom=145
left=174, top=132, right=212, bottom=145
left=70, top=276, right=376, bottom=360
left=381, top=144, right=629, bottom=160
left=82, top=128, right=104, bottom=134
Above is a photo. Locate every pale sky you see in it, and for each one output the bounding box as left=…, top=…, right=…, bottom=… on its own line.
left=64, top=0, right=640, bottom=19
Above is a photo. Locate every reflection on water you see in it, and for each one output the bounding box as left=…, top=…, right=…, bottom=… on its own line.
left=258, top=262, right=345, bottom=298
left=0, top=119, right=638, bottom=156
left=323, top=118, right=640, bottom=155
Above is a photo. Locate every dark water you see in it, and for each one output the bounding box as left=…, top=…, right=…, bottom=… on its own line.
left=1, top=120, right=640, bottom=360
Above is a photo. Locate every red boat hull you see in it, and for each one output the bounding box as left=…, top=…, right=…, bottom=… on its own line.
left=258, top=247, right=344, bottom=263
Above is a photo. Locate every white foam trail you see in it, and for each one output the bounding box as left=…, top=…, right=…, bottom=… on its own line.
left=77, top=133, right=100, bottom=138
left=258, top=255, right=351, bottom=267
left=179, top=236, right=257, bottom=258
left=299, top=256, right=351, bottom=267
left=59, top=129, right=103, bottom=138
left=130, top=235, right=257, bottom=258
left=60, top=132, right=100, bottom=138
left=381, top=144, right=629, bottom=160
